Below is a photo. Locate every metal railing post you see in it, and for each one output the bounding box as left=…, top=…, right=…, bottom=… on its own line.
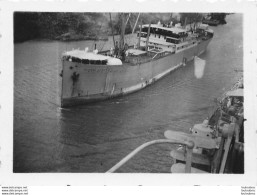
left=185, top=141, right=195, bottom=173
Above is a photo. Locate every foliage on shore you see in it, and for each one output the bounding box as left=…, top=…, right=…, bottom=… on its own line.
left=14, top=12, right=204, bottom=43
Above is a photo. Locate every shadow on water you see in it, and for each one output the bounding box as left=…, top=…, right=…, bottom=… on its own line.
left=14, top=14, right=243, bottom=173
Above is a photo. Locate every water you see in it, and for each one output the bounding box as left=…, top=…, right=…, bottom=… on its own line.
left=14, top=14, right=243, bottom=173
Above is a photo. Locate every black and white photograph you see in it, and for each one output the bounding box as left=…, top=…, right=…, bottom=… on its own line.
left=13, top=11, right=244, bottom=173
left=0, top=0, right=257, bottom=187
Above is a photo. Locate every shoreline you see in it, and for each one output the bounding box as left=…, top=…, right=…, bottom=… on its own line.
left=14, top=36, right=109, bottom=44
left=15, top=33, right=137, bottom=44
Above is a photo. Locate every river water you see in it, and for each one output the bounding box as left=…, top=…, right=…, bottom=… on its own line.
left=14, top=14, right=243, bottom=173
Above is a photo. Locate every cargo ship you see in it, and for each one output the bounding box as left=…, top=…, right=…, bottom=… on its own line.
left=60, top=14, right=214, bottom=107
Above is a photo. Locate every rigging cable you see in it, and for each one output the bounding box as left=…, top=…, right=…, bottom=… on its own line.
left=91, top=22, right=103, bottom=50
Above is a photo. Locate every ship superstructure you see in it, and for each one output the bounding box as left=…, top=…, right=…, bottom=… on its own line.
left=60, top=18, right=213, bottom=107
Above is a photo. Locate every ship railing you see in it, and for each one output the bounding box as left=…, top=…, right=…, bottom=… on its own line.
left=149, top=51, right=170, bottom=60
left=152, top=53, right=159, bottom=59
left=106, top=126, right=238, bottom=174
left=106, top=139, right=194, bottom=173
left=125, top=55, right=152, bottom=65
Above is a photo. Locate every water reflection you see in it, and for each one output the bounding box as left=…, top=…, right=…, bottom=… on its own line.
left=14, top=14, right=243, bottom=172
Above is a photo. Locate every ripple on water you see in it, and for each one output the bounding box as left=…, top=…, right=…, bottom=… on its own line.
left=14, top=14, right=243, bottom=173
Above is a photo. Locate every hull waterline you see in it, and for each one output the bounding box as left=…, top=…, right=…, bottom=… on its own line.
left=60, top=39, right=212, bottom=107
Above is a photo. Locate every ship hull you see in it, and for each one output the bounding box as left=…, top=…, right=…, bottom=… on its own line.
left=60, top=39, right=212, bottom=107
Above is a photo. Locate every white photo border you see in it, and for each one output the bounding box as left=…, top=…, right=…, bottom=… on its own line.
left=0, top=0, right=256, bottom=186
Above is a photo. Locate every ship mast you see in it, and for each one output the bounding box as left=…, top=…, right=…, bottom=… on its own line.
left=119, top=13, right=126, bottom=54
left=132, top=13, right=141, bottom=34
left=125, top=13, right=131, bottom=27
left=137, top=20, right=142, bottom=48
left=145, top=22, right=151, bottom=51
left=184, top=17, right=187, bottom=29
left=109, top=13, right=115, bottom=48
